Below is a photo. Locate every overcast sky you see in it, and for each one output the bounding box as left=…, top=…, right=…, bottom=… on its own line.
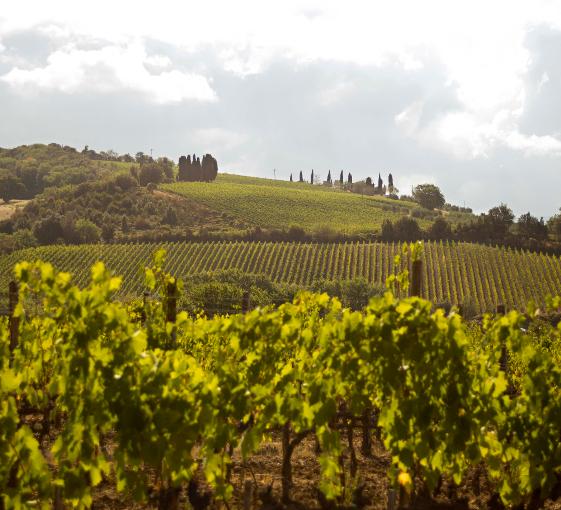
left=1, top=1, right=561, bottom=217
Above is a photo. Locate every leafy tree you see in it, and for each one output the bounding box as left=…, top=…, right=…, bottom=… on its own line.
left=485, top=203, right=515, bottom=238
left=393, top=216, right=422, bottom=241
left=75, top=218, right=101, bottom=243
left=547, top=211, right=561, bottom=241
left=33, top=216, right=64, bottom=244
left=101, top=223, right=115, bottom=242
left=365, top=177, right=372, bottom=186
left=517, top=212, right=548, bottom=241
left=381, top=219, right=394, bottom=240
left=412, top=184, right=445, bottom=210
left=163, top=207, right=178, bottom=226
left=139, top=163, right=164, bottom=186
left=428, top=217, right=452, bottom=240
left=0, top=174, right=26, bottom=202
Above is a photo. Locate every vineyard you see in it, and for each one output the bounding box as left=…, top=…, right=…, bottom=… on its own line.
left=2, top=253, right=561, bottom=509
left=162, top=174, right=473, bottom=234
left=1, top=241, right=560, bottom=313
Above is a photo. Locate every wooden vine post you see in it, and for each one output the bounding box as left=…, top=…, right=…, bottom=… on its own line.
left=9, top=280, right=19, bottom=359
left=166, top=280, right=178, bottom=348
left=410, top=259, right=422, bottom=298
left=242, top=290, right=251, bottom=313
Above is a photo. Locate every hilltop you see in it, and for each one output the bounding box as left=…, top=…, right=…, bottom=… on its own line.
left=163, top=173, right=474, bottom=236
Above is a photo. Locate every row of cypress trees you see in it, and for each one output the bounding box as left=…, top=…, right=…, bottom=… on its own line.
left=290, top=170, right=354, bottom=184
left=177, top=154, right=218, bottom=182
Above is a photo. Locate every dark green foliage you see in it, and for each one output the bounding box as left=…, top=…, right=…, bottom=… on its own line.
left=339, top=170, right=344, bottom=184
left=392, top=217, right=422, bottom=241
left=412, top=183, right=445, bottom=210
left=0, top=143, right=134, bottom=199
left=33, top=216, right=64, bottom=244
left=517, top=212, right=548, bottom=240
left=299, top=171, right=304, bottom=182
left=0, top=174, right=26, bottom=202
left=177, top=153, right=218, bottom=182
left=381, top=219, right=394, bottom=240
left=139, top=163, right=164, bottom=186
left=162, top=207, right=178, bottom=226
left=428, top=217, right=452, bottom=240
left=310, top=277, right=385, bottom=309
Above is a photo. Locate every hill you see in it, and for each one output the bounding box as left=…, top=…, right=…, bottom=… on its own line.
left=1, top=240, right=559, bottom=313
left=162, top=173, right=475, bottom=236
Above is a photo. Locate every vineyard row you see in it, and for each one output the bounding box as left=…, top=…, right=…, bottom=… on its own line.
left=1, top=240, right=560, bottom=312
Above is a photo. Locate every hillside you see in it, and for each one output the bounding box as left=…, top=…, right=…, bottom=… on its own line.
left=1, top=240, right=559, bottom=313
left=163, top=173, right=475, bottom=235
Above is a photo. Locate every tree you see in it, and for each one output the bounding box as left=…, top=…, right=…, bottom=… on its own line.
left=33, top=216, right=64, bottom=244
left=377, top=173, right=383, bottom=190
left=393, top=217, right=421, bottom=241
left=548, top=210, right=561, bottom=241
left=347, top=173, right=352, bottom=185
left=178, top=155, right=188, bottom=181
left=517, top=212, right=548, bottom=240
left=412, top=184, right=445, bottom=210
left=388, top=173, right=394, bottom=191
left=428, top=217, right=452, bottom=240
left=327, top=170, right=331, bottom=184
left=299, top=171, right=304, bottom=182
left=340, top=171, right=344, bottom=184
left=365, top=177, right=372, bottom=186
left=0, top=175, right=25, bottom=203
left=75, top=218, right=101, bottom=243
left=311, top=169, right=314, bottom=184
left=101, top=223, right=115, bottom=242
left=381, top=219, right=394, bottom=241
left=485, top=203, right=514, bottom=238
left=139, top=163, right=164, bottom=186
left=290, top=173, right=293, bottom=182
left=163, top=207, right=178, bottom=225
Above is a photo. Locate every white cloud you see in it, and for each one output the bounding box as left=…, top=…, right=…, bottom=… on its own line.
left=0, top=41, right=217, bottom=103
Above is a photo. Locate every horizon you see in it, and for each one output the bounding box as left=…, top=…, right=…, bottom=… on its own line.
left=2, top=1, right=561, bottom=218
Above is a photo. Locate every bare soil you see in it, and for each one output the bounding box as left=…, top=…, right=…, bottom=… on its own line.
left=0, top=199, right=29, bottom=221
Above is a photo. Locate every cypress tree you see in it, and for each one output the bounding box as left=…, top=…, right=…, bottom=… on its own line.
left=194, top=157, right=202, bottom=181
left=348, top=172, right=352, bottom=184
left=327, top=170, right=331, bottom=183
left=299, top=171, right=304, bottom=182
left=388, top=173, right=393, bottom=190
left=378, top=173, right=383, bottom=189
left=311, top=169, right=314, bottom=184
left=290, top=173, right=293, bottom=182
left=178, top=155, right=188, bottom=181
left=340, top=170, right=344, bottom=184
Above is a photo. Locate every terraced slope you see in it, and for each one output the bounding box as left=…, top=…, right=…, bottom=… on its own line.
left=1, top=241, right=559, bottom=313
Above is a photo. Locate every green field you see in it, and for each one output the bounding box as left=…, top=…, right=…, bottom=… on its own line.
left=1, top=240, right=559, bottom=313
left=162, top=173, right=472, bottom=234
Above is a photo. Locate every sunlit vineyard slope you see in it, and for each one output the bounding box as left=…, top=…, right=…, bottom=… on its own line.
left=162, top=174, right=473, bottom=234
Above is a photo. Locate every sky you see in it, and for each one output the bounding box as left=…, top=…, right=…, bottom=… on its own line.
left=1, top=1, right=561, bottom=218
